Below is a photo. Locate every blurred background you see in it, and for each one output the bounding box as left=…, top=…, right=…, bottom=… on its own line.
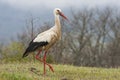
left=0, top=0, right=120, bottom=68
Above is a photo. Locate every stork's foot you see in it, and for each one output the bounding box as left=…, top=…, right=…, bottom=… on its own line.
left=49, top=65, right=54, bottom=72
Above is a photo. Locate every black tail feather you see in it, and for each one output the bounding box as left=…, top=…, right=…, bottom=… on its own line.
left=22, top=41, right=48, bottom=58
left=22, top=51, right=29, bottom=58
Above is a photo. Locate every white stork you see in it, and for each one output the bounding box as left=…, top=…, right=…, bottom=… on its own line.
left=22, top=8, right=68, bottom=75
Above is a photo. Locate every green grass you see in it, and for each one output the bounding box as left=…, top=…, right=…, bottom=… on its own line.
left=0, top=62, right=120, bottom=80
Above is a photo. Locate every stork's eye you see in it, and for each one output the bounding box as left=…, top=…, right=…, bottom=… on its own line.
left=57, top=10, right=60, bottom=12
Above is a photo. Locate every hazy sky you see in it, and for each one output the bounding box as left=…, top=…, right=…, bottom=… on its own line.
left=0, top=0, right=119, bottom=9
left=0, top=0, right=119, bottom=42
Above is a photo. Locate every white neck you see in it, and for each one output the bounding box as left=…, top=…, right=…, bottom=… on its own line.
left=53, top=14, right=61, bottom=39
left=54, top=14, right=61, bottom=29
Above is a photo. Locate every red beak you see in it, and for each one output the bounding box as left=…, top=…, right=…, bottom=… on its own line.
left=59, top=12, right=69, bottom=21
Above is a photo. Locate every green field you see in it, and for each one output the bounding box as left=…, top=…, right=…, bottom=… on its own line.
left=0, top=62, right=120, bottom=80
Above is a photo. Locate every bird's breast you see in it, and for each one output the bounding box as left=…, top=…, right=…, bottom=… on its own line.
left=44, top=35, right=59, bottom=51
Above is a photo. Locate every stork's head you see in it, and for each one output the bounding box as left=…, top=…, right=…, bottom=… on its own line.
left=54, top=8, right=68, bottom=21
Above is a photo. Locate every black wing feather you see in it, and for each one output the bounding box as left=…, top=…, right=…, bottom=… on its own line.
left=22, top=41, right=48, bottom=58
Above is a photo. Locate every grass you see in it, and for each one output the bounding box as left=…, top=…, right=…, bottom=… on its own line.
left=0, top=62, right=120, bottom=80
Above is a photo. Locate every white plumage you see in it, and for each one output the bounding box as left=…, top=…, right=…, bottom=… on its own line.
left=22, top=8, right=68, bottom=75
left=33, top=28, right=58, bottom=43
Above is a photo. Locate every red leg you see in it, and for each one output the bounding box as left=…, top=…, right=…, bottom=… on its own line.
left=35, top=50, right=54, bottom=74
left=36, top=50, right=42, bottom=57
left=43, top=51, right=47, bottom=75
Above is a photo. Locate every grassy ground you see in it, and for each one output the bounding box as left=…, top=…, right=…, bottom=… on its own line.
left=0, top=62, right=120, bottom=80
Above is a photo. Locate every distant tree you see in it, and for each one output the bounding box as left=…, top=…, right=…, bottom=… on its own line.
left=1, top=42, right=24, bottom=62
